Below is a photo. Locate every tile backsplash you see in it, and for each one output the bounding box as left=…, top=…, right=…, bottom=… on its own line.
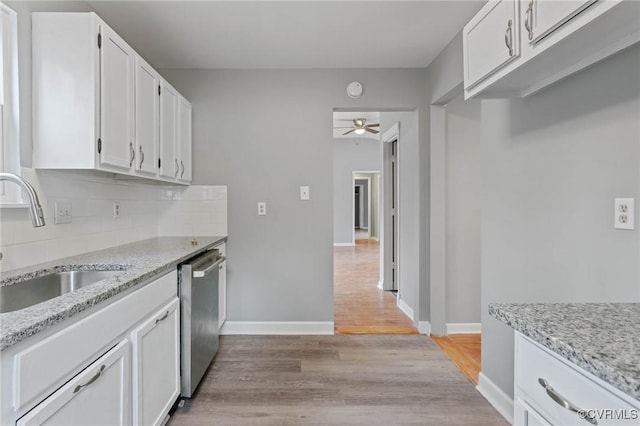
left=0, top=169, right=227, bottom=272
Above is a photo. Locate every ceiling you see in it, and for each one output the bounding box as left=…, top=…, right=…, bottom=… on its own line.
left=88, top=1, right=485, bottom=69
left=333, top=112, right=380, bottom=140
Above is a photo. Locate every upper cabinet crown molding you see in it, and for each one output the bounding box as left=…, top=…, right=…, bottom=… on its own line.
left=463, top=0, right=640, bottom=99
left=32, top=12, right=192, bottom=185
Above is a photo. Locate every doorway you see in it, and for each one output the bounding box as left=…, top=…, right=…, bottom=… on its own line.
left=332, top=110, right=417, bottom=334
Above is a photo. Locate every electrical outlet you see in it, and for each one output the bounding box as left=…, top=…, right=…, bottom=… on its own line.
left=257, top=202, right=266, bottom=216
left=614, top=198, right=634, bottom=230
left=113, top=202, right=121, bottom=219
left=300, top=186, right=310, bottom=201
left=54, top=201, right=72, bottom=224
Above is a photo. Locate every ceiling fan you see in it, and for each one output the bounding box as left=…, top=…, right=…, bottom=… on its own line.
left=340, top=118, right=380, bottom=136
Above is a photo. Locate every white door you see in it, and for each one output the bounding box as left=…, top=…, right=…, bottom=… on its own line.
left=17, top=340, right=131, bottom=426
left=159, top=80, right=178, bottom=180
left=134, top=56, right=159, bottom=176
left=177, top=96, right=192, bottom=182
left=524, top=0, right=596, bottom=44
left=99, top=24, right=135, bottom=171
left=131, top=299, right=180, bottom=426
left=464, top=0, right=520, bottom=89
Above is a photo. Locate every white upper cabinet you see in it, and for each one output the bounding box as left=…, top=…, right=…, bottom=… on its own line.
left=463, top=0, right=640, bottom=99
left=159, top=80, right=178, bottom=180
left=135, top=56, right=160, bottom=176
left=32, top=12, right=192, bottom=185
left=99, top=25, right=135, bottom=171
left=177, top=96, right=192, bottom=183
left=523, top=0, right=596, bottom=45
left=464, top=0, right=520, bottom=90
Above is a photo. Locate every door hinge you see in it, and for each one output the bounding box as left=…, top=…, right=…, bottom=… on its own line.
left=158, top=158, right=161, bottom=168
left=97, top=138, right=102, bottom=154
left=158, top=85, right=161, bottom=96
left=97, top=33, right=102, bottom=49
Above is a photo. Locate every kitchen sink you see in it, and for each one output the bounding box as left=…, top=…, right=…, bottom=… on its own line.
left=0, top=270, right=125, bottom=314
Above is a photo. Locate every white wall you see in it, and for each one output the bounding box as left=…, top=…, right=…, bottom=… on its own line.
left=445, top=93, right=481, bottom=324
left=333, top=138, right=381, bottom=244
left=160, top=68, right=427, bottom=323
left=481, top=45, right=640, bottom=397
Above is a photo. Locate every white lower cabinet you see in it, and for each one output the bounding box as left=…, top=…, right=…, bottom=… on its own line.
left=514, top=333, right=639, bottom=426
left=131, top=299, right=180, bottom=426
left=4, top=271, right=180, bottom=426
left=16, top=340, right=131, bottom=426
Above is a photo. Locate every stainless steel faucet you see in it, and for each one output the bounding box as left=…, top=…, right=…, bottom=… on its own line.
left=0, top=173, right=46, bottom=227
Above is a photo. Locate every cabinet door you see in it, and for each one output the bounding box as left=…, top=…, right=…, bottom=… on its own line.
left=134, top=57, right=159, bottom=176
left=463, top=0, right=520, bottom=89
left=218, top=244, right=227, bottom=330
left=523, top=0, right=596, bottom=45
left=99, top=24, right=135, bottom=171
left=177, top=96, right=192, bottom=182
left=17, top=340, right=131, bottom=426
left=131, top=299, right=180, bottom=426
left=515, top=399, right=552, bottom=426
left=159, top=81, right=178, bottom=180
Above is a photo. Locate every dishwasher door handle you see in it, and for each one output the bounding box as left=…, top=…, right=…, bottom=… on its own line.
left=193, top=256, right=226, bottom=278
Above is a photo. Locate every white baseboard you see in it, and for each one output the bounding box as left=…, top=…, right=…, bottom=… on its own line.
left=476, top=372, right=514, bottom=424
left=446, top=322, right=481, bottom=334
left=220, top=321, right=334, bottom=335
left=371, top=236, right=379, bottom=241
left=377, top=281, right=384, bottom=290
left=418, top=321, right=431, bottom=335
left=397, top=298, right=414, bottom=321
left=333, top=243, right=355, bottom=247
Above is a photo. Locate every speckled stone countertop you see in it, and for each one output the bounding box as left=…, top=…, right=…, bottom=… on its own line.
left=0, top=236, right=226, bottom=350
left=489, top=303, right=640, bottom=401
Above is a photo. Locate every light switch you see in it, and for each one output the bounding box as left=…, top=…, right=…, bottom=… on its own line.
left=614, top=198, right=635, bottom=230
left=54, top=201, right=72, bottom=224
left=300, top=186, right=310, bottom=201
left=257, top=202, right=267, bottom=216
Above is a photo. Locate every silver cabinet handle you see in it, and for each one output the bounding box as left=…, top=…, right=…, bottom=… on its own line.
left=129, top=142, right=135, bottom=167
left=525, top=0, right=534, bottom=40
left=139, top=146, right=145, bottom=168
left=73, top=365, right=106, bottom=394
left=504, top=19, right=514, bottom=57
left=538, top=378, right=597, bottom=425
left=180, top=160, right=185, bottom=178
left=174, top=159, right=179, bottom=177
left=155, top=310, right=169, bottom=324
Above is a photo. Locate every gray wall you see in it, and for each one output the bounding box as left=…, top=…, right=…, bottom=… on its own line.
left=481, top=45, right=640, bottom=397
left=333, top=139, right=381, bottom=244
left=161, top=68, right=427, bottom=322
left=445, top=93, right=481, bottom=324
left=380, top=111, right=421, bottom=320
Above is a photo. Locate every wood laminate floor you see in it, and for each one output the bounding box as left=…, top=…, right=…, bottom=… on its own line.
left=168, top=335, right=506, bottom=425
left=334, top=239, right=418, bottom=334
left=431, top=334, right=482, bottom=385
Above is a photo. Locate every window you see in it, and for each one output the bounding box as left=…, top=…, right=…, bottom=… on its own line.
left=0, top=4, right=21, bottom=204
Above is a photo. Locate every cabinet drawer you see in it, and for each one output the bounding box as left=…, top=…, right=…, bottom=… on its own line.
left=17, top=340, right=131, bottom=426
left=13, top=270, right=176, bottom=412
left=516, top=335, right=638, bottom=426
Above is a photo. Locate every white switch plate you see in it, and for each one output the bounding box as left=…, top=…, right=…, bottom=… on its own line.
left=300, top=186, right=310, bottom=201
left=257, top=202, right=267, bottom=216
left=113, top=202, right=121, bottom=219
left=614, top=198, right=634, bottom=230
left=54, top=201, right=72, bottom=224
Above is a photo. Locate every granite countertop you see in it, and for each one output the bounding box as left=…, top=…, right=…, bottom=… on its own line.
left=489, top=303, right=640, bottom=401
left=0, top=236, right=226, bottom=351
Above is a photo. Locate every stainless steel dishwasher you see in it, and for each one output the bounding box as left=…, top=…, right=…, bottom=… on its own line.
left=179, top=249, right=225, bottom=397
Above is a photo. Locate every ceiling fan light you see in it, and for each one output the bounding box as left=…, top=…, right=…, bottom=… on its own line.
left=354, top=128, right=365, bottom=135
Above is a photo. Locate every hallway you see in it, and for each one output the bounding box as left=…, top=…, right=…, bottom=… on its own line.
left=334, top=239, right=418, bottom=334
